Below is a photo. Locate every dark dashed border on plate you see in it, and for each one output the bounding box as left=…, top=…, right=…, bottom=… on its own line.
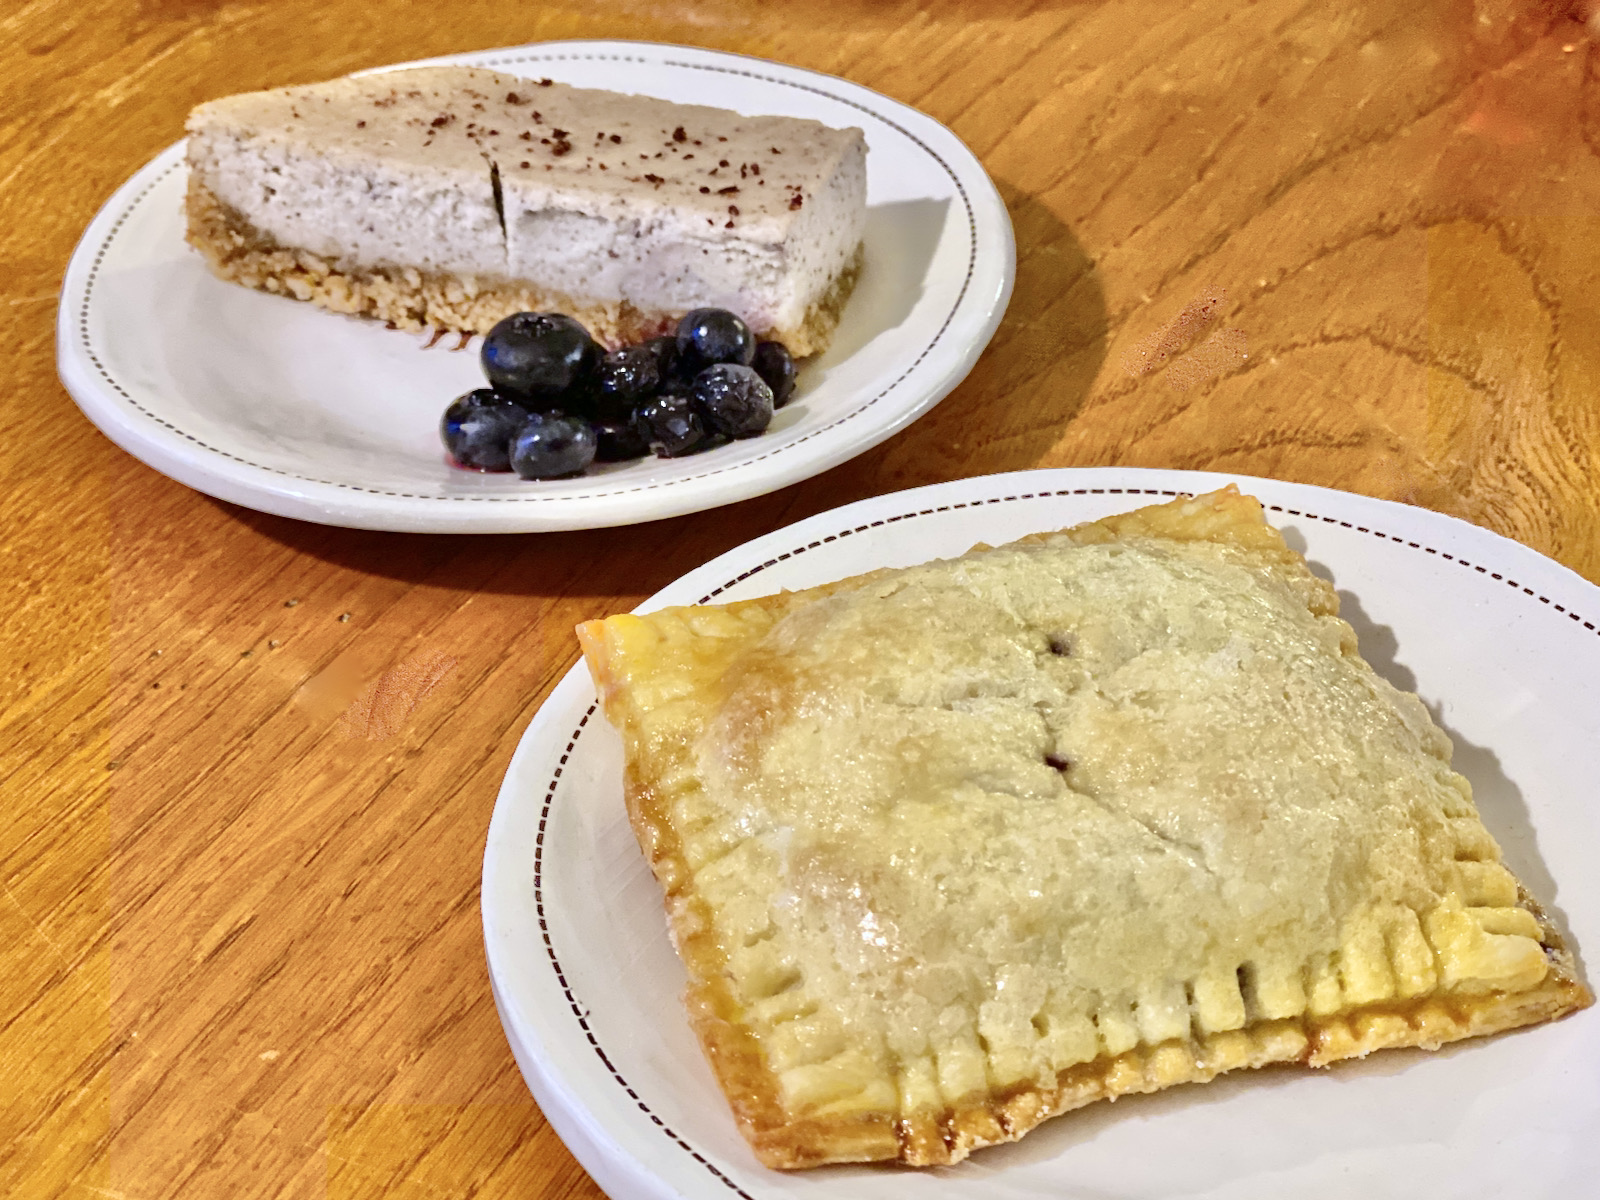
left=527, top=486, right=1599, bottom=1196
left=75, top=50, right=981, bottom=505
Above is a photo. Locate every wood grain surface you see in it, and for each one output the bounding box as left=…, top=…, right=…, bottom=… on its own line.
left=4, top=0, right=1599, bottom=1196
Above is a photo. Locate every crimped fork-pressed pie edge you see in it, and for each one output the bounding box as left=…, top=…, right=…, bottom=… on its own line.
left=622, top=742, right=1591, bottom=1171
left=575, top=490, right=1594, bottom=1171
left=590, top=756, right=1593, bottom=1167
left=653, top=809, right=1591, bottom=1172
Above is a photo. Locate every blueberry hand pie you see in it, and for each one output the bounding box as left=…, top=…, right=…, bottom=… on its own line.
left=577, top=488, right=1590, bottom=1168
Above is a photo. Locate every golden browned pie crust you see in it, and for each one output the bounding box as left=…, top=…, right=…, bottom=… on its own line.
left=184, top=176, right=861, bottom=354
left=576, top=488, right=1591, bottom=1170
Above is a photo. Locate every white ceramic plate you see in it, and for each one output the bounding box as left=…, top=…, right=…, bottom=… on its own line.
left=482, top=467, right=1599, bottom=1200
left=56, top=41, right=1013, bottom=533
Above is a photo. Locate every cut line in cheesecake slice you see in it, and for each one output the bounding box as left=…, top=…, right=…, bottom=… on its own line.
left=185, top=66, right=866, bottom=352
left=577, top=487, right=1592, bottom=1169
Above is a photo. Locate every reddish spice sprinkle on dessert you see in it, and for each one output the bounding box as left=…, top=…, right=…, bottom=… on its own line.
left=356, top=119, right=365, bottom=128
left=538, top=78, right=553, bottom=86
left=718, top=186, right=739, bottom=195
left=609, top=134, right=622, bottom=143
left=672, top=126, right=687, bottom=142
left=789, top=194, right=803, bottom=209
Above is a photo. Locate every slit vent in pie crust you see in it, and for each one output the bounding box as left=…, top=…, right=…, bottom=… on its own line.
left=576, top=487, right=1592, bottom=1169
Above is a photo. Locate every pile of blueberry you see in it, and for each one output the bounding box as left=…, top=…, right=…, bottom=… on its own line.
left=441, top=308, right=797, bottom=480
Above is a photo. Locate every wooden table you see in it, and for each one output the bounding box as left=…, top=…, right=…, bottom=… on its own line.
left=5, top=0, right=1598, bottom=1195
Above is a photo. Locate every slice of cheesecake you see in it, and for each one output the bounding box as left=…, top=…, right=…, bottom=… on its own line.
left=184, top=66, right=867, bottom=353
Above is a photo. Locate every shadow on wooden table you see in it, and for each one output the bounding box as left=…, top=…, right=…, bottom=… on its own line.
left=213, top=499, right=770, bottom=605
left=780, top=180, right=1109, bottom=502
left=216, top=184, right=1106, bottom=599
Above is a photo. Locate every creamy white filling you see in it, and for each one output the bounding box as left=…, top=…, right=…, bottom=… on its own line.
left=505, top=206, right=788, bottom=320
left=192, top=115, right=865, bottom=327
left=196, top=133, right=505, bottom=278
left=767, top=136, right=867, bottom=328
left=497, top=133, right=865, bottom=324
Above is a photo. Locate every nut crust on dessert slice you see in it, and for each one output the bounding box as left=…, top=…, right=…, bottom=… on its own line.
left=577, top=487, right=1592, bottom=1169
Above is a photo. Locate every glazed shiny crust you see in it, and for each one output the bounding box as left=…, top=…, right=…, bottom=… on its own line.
left=576, top=488, right=1591, bottom=1169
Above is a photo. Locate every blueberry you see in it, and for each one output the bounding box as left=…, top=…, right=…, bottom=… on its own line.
left=440, top=388, right=528, bottom=471
left=593, top=345, right=661, bottom=420
left=691, top=364, right=774, bottom=439
left=481, top=312, right=601, bottom=405
left=592, top=416, right=651, bottom=462
left=640, top=335, right=680, bottom=381
left=650, top=374, right=695, bottom=413
left=751, top=341, right=797, bottom=408
left=509, top=411, right=598, bottom=479
left=632, top=389, right=708, bottom=457
left=675, top=308, right=755, bottom=376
